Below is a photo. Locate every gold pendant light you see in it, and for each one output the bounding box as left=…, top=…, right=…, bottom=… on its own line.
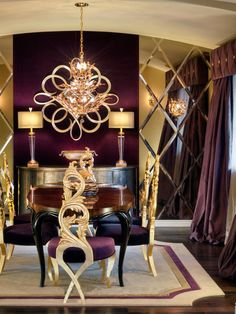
left=34, top=2, right=119, bottom=141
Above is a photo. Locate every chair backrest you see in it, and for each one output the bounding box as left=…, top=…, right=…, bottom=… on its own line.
left=147, top=154, right=160, bottom=225
left=58, top=161, right=93, bottom=258
left=140, top=154, right=160, bottom=231
left=0, top=153, right=15, bottom=225
left=0, top=179, right=5, bottom=244
left=140, top=152, right=151, bottom=227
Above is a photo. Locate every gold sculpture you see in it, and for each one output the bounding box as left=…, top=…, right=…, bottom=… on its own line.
left=60, top=147, right=98, bottom=195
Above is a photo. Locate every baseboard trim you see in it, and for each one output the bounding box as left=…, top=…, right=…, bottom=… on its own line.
left=155, top=220, right=192, bottom=228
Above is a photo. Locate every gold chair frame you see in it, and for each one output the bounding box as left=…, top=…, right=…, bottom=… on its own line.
left=48, top=161, right=116, bottom=303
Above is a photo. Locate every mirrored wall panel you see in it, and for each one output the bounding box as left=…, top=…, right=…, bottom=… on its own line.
left=140, top=38, right=211, bottom=219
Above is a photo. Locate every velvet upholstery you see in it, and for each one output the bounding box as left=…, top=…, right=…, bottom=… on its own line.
left=4, top=221, right=58, bottom=246
left=94, top=213, right=141, bottom=226
left=13, top=213, right=31, bottom=224
left=48, top=236, right=115, bottom=262
left=96, top=224, right=149, bottom=246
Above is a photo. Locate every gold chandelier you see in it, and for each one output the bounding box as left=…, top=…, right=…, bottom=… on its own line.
left=168, top=98, right=187, bottom=118
left=34, top=2, right=119, bottom=141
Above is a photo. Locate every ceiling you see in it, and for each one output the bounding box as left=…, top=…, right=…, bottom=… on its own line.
left=0, top=0, right=236, bottom=69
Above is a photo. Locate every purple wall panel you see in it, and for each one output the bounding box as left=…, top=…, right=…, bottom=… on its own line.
left=13, top=32, right=139, bottom=167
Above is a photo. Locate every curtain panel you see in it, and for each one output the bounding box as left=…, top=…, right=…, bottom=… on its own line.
left=211, top=40, right=236, bottom=80
left=171, top=86, right=208, bottom=219
left=191, top=39, right=236, bottom=244
left=190, top=77, right=232, bottom=244
left=157, top=55, right=208, bottom=219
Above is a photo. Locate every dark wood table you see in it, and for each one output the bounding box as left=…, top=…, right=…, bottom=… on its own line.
left=27, top=184, right=134, bottom=287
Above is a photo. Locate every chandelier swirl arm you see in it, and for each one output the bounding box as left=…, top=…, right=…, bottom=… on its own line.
left=51, top=108, right=73, bottom=133
left=103, top=93, right=119, bottom=106
left=51, top=65, right=72, bottom=90
left=69, top=119, right=83, bottom=141
left=33, top=92, right=55, bottom=105
left=42, top=74, right=69, bottom=94
left=85, top=105, right=110, bottom=124
left=42, top=105, right=69, bottom=124
left=81, top=112, right=102, bottom=133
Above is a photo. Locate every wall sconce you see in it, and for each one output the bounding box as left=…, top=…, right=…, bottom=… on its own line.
left=148, top=95, right=155, bottom=107
left=168, top=98, right=187, bottom=117
left=109, top=108, right=134, bottom=167
left=18, top=108, right=43, bottom=168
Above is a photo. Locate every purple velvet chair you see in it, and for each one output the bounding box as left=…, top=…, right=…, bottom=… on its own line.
left=0, top=204, right=58, bottom=274
left=96, top=154, right=160, bottom=277
left=47, top=161, right=116, bottom=304
left=0, top=154, right=59, bottom=275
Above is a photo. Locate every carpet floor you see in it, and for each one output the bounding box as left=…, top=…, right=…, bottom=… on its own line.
left=0, top=241, right=224, bottom=306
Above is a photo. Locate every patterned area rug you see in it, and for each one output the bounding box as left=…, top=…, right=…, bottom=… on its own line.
left=0, top=241, right=224, bottom=306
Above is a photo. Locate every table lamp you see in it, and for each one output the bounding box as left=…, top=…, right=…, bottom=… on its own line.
left=18, top=108, right=43, bottom=168
left=109, top=108, right=134, bottom=167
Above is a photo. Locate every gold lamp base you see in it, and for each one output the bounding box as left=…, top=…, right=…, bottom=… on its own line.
left=116, top=159, right=127, bottom=167
left=27, top=160, right=39, bottom=168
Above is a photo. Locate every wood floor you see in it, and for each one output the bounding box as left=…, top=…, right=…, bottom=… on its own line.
left=0, top=227, right=235, bottom=314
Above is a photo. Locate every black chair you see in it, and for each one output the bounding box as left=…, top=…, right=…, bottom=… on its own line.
left=96, top=154, right=159, bottom=277
left=0, top=154, right=58, bottom=273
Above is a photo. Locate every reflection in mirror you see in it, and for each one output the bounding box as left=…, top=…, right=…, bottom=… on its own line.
left=0, top=109, right=13, bottom=155
left=0, top=38, right=13, bottom=182
left=139, top=37, right=211, bottom=220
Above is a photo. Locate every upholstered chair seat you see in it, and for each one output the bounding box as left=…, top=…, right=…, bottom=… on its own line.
left=48, top=236, right=115, bottom=264
left=4, top=221, right=58, bottom=246
left=96, top=224, right=149, bottom=246
left=13, top=213, right=32, bottom=224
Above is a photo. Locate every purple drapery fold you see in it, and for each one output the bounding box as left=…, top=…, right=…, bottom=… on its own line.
left=218, top=215, right=236, bottom=281
left=170, top=85, right=208, bottom=219
left=190, top=77, right=232, bottom=244
left=211, top=40, right=236, bottom=80
left=157, top=55, right=208, bottom=219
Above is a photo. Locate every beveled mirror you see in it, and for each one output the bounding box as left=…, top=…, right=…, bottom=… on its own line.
left=139, top=37, right=212, bottom=220
left=0, top=37, right=13, bottom=177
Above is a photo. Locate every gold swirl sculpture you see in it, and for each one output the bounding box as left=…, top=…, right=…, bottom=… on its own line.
left=34, top=3, right=119, bottom=141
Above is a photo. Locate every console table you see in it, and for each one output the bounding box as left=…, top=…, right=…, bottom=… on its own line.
left=17, top=165, right=138, bottom=214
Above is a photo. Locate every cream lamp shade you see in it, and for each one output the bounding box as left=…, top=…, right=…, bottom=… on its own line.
left=18, top=111, right=43, bottom=129
left=109, top=110, right=134, bottom=129
left=108, top=108, right=134, bottom=167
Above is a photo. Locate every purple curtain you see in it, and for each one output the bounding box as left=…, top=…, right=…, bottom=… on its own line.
left=218, top=215, right=236, bottom=281
left=157, top=55, right=208, bottom=219
left=190, top=77, right=232, bottom=244
left=170, top=85, right=208, bottom=219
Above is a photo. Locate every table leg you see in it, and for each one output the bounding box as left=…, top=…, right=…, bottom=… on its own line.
left=32, top=212, right=46, bottom=287
left=116, top=212, right=131, bottom=286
